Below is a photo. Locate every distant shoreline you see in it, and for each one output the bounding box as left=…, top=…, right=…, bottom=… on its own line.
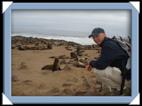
left=12, top=33, right=95, bottom=45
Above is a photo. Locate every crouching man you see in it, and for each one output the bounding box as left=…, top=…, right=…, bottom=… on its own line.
left=86, top=28, right=130, bottom=95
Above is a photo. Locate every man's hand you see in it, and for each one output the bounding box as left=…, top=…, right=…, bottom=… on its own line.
left=85, top=64, right=92, bottom=71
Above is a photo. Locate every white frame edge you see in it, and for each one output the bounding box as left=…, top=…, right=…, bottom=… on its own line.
left=2, top=1, right=13, bottom=13
left=2, top=93, right=13, bottom=105
left=130, top=93, right=140, bottom=105
left=2, top=2, right=139, bottom=104
left=130, top=1, right=140, bottom=13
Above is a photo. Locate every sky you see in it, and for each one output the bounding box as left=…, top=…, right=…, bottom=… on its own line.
left=11, top=10, right=131, bottom=45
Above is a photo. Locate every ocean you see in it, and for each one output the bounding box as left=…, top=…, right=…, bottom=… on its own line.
left=12, top=33, right=95, bottom=45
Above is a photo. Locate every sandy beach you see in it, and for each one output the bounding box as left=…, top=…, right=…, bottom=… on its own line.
left=12, top=36, right=130, bottom=96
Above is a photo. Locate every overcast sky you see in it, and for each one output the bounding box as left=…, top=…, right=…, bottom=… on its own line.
left=12, top=10, right=131, bottom=37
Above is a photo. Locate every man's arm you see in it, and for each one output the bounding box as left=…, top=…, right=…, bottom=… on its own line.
left=89, top=43, right=119, bottom=70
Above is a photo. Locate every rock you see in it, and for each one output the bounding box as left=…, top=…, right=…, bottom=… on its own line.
left=49, top=87, right=60, bottom=93
left=84, top=54, right=88, bottom=56
left=15, top=41, right=53, bottom=50
left=62, top=88, right=73, bottom=95
left=58, top=55, right=70, bottom=59
left=12, top=36, right=84, bottom=50
left=19, top=62, right=27, bottom=70
left=76, top=46, right=84, bottom=56
left=78, top=57, right=88, bottom=64
left=17, top=45, right=25, bottom=50
left=83, top=45, right=93, bottom=50
left=73, top=61, right=85, bottom=68
left=65, top=46, right=72, bottom=51
left=76, top=46, right=81, bottom=55
left=84, top=89, right=96, bottom=96
left=60, top=59, right=66, bottom=64
left=67, top=59, right=75, bottom=64
left=70, top=52, right=78, bottom=60
left=63, top=64, right=72, bottom=71
left=22, top=80, right=32, bottom=85
left=59, top=64, right=66, bottom=70
left=74, top=90, right=87, bottom=96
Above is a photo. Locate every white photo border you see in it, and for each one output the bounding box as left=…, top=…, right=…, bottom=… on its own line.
left=3, top=2, right=139, bottom=104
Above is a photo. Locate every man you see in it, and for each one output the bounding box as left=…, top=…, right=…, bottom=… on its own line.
left=86, top=28, right=130, bottom=94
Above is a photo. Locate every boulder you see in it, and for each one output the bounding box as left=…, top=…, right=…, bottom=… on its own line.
left=65, top=46, right=72, bottom=51
left=58, top=55, right=70, bottom=59
left=73, top=61, right=85, bottom=68
left=70, top=52, right=78, bottom=60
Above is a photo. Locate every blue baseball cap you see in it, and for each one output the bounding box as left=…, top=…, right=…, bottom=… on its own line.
left=88, top=28, right=105, bottom=38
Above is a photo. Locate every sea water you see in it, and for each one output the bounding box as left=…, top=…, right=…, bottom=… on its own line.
left=12, top=33, right=95, bottom=45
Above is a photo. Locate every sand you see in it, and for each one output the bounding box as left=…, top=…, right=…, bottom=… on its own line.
left=12, top=45, right=100, bottom=96
left=12, top=36, right=131, bottom=96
